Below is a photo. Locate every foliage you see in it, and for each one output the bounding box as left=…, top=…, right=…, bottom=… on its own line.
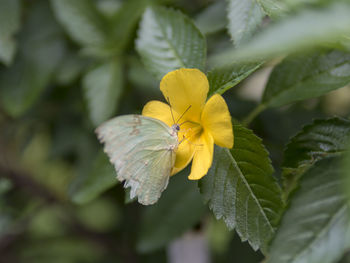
left=1, top=0, right=350, bottom=262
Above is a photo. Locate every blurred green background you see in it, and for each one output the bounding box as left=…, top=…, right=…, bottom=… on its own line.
left=1, top=0, right=350, bottom=262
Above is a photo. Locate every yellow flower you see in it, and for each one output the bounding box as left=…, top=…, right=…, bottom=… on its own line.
left=142, top=68, right=234, bottom=180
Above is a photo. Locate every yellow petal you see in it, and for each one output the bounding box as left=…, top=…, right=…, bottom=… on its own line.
left=171, top=139, right=194, bottom=175
left=188, top=131, right=214, bottom=180
left=171, top=121, right=200, bottom=175
left=160, top=68, right=209, bottom=123
left=142, top=100, right=178, bottom=127
left=201, top=94, right=233, bottom=148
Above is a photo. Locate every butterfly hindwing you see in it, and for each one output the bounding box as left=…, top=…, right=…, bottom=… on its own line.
left=95, top=115, right=178, bottom=205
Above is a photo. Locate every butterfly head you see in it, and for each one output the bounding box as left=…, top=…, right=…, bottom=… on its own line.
left=171, top=124, right=180, bottom=135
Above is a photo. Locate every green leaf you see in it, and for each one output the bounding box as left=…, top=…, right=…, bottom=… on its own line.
left=199, top=125, right=284, bottom=252
left=50, top=0, right=108, bottom=46
left=83, top=59, right=123, bottom=126
left=136, top=6, right=206, bottom=80
left=257, top=0, right=290, bottom=18
left=343, top=139, right=350, bottom=210
left=266, top=157, right=350, bottom=263
left=211, top=3, right=350, bottom=65
left=262, top=50, right=350, bottom=108
left=227, top=0, right=265, bottom=46
left=137, top=171, right=206, bottom=253
left=0, top=0, right=21, bottom=66
left=69, top=151, right=117, bottom=205
left=282, top=118, right=350, bottom=196
left=0, top=1, right=65, bottom=117
left=259, top=0, right=333, bottom=19
left=194, top=0, right=227, bottom=35
left=207, top=62, right=262, bottom=96
left=109, top=0, right=149, bottom=51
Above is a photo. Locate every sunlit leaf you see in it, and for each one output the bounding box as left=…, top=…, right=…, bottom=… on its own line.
left=266, top=157, right=350, bottom=263
left=136, top=6, right=206, bottom=80
left=211, top=3, right=350, bottom=65
left=199, top=125, right=284, bottom=252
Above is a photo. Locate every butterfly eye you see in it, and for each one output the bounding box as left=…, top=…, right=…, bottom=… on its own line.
left=176, top=125, right=180, bottom=131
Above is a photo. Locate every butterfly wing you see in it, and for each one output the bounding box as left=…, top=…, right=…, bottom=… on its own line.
left=95, top=115, right=178, bottom=205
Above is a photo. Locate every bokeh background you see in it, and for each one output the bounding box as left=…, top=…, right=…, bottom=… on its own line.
left=1, top=0, right=350, bottom=262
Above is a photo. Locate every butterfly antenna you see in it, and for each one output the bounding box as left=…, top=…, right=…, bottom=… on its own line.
left=167, top=97, right=176, bottom=125
left=176, top=105, right=191, bottom=124
left=179, top=120, right=189, bottom=127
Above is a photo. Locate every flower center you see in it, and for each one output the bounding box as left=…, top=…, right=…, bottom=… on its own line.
left=179, top=121, right=203, bottom=146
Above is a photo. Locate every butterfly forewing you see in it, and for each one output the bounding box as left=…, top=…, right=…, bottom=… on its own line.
left=95, top=115, right=178, bottom=205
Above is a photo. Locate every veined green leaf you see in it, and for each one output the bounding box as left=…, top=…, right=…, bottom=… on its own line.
left=208, top=62, right=262, bottom=96
left=137, top=171, right=206, bottom=252
left=227, top=0, right=265, bottom=46
left=266, top=157, right=350, bottom=263
left=69, top=151, right=117, bottom=205
left=282, top=118, right=350, bottom=197
left=0, top=0, right=21, bottom=66
left=262, top=50, right=350, bottom=108
left=0, top=1, right=65, bottom=117
left=83, top=59, right=123, bottom=126
left=50, top=0, right=108, bottom=46
left=136, top=6, right=206, bottom=80
left=199, top=125, right=284, bottom=252
left=211, top=3, right=350, bottom=65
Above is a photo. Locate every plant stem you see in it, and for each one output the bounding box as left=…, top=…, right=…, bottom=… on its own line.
left=242, top=104, right=267, bottom=126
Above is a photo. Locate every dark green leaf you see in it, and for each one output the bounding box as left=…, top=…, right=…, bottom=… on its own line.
left=136, top=6, right=206, bottom=80
left=283, top=118, right=350, bottom=169
left=343, top=139, right=350, bottom=211
left=83, top=59, right=123, bottom=126
left=0, top=0, right=21, bottom=66
left=282, top=118, right=350, bottom=197
left=262, top=50, right=350, bottom=108
left=199, top=125, right=284, bottom=252
left=50, top=0, right=108, bottom=46
left=0, top=1, right=65, bottom=117
left=195, top=0, right=227, bottom=35
left=227, top=0, right=265, bottom=46
left=137, top=171, right=206, bottom=252
left=266, top=157, right=350, bottom=263
left=207, top=62, right=262, bottom=96
left=211, top=3, right=350, bottom=65
left=69, top=151, right=117, bottom=205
